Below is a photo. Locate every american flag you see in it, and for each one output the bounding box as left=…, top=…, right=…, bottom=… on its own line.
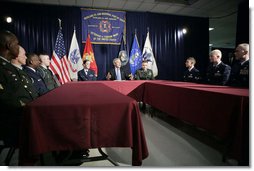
left=50, top=28, right=71, bottom=84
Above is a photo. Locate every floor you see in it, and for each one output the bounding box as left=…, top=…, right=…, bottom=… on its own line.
left=0, top=111, right=237, bottom=167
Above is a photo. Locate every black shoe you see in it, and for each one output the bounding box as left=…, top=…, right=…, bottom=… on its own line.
left=70, top=149, right=90, bottom=159
left=83, top=149, right=90, bottom=157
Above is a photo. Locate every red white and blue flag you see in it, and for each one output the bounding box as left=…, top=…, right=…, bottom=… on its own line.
left=50, top=28, right=71, bottom=84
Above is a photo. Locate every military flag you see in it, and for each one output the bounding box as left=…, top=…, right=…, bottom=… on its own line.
left=68, top=29, right=83, bottom=80
left=129, top=34, right=142, bottom=75
left=82, top=34, right=98, bottom=76
left=142, top=31, right=158, bottom=77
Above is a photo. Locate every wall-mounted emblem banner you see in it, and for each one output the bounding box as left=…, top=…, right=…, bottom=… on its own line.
left=81, top=9, right=126, bottom=45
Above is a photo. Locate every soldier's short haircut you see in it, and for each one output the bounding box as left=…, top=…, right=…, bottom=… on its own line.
left=26, top=53, right=38, bottom=65
left=210, top=49, right=222, bottom=58
left=187, top=57, right=196, bottom=65
left=83, top=60, right=90, bottom=65
left=38, top=52, right=49, bottom=56
left=0, top=30, right=18, bottom=51
left=38, top=53, right=49, bottom=61
left=238, top=43, right=249, bottom=52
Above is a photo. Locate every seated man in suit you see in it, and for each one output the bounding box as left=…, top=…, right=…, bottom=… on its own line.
left=206, top=49, right=231, bottom=85
left=37, top=53, right=60, bottom=90
left=23, top=53, right=49, bottom=95
left=183, top=57, right=200, bottom=83
left=228, top=43, right=249, bottom=88
left=135, top=60, right=154, bottom=80
left=106, top=58, right=133, bottom=80
left=78, top=60, right=96, bottom=81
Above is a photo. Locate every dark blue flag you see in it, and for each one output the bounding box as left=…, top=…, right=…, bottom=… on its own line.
left=129, top=34, right=142, bottom=75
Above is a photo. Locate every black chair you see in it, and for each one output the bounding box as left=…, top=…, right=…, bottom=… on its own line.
left=0, top=109, right=21, bottom=165
left=0, top=140, right=16, bottom=165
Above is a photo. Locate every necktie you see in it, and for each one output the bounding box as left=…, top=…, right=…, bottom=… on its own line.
left=85, top=69, right=88, bottom=75
left=116, top=68, right=121, bottom=80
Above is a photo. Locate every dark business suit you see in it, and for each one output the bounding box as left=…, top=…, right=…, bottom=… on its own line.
left=183, top=67, right=200, bottom=83
left=78, top=69, right=97, bottom=81
left=206, top=62, right=231, bottom=85
left=228, top=60, right=249, bottom=88
left=107, top=68, right=131, bottom=80
left=23, top=66, right=49, bottom=95
left=0, top=57, right=38, bottom=145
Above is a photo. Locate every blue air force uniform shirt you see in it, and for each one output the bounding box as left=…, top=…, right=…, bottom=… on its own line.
left=229, top=60, right=249, bottom=88
left=23, top=66, right=49, bottom=95
left=78, top=69, right=97, bottom=81
left=183, top=67, right=200, bottom=83
left=206, top=62, right=231, bottom=85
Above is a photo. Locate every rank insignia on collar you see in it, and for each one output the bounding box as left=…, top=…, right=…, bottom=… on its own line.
left=0, top=84, right=3, bottom=90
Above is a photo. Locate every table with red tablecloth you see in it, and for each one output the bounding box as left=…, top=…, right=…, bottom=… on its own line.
left=19, top=83, right=148, bottom=166
left=142, top=80, right=249, bottom=164
left=84, top=80, right=146, bottom=101
left=19, top=80, right=249, bottom=165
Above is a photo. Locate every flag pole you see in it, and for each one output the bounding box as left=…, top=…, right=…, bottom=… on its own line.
left=134, top=28, right=137, bottom=44
left=121, top=32, right=126, bottom=45
left=58, top=18, right=62, bottom=29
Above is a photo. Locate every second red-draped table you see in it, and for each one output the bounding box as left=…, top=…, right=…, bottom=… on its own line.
left=83, top=80, right=249, bottom=164
left=142, top=80, right=248, bottom=164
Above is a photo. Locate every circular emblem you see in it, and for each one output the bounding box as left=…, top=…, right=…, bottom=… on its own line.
left=118, top=50, right=129, bottom=66
left=69, top=49, right=81, bottom=72
left=99, top=20, right=111, bottom=33
left=142, top=48, right=153, bottom=62
left=70, top=49, right=80, bottom=64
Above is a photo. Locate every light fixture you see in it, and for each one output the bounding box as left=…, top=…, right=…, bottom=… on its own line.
left=182, top=28, right=187, bottom=34
left=6, top=16, right=12, bottom=23
left=209, top=27, right=214, bottom=31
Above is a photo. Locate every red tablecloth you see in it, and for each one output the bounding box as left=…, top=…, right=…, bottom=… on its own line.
left=83, top=80, right=146, bottom=101
left=19, top=83, right=148, bottom=166
left=19, top=80, right=249, bottom=165
left=142, top=80, right=249, bottom=163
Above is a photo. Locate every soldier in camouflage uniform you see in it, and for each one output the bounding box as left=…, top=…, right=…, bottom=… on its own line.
left=37, top=53, right=59, bottom=91
left=0, top=30, right=37, bottom=145
left=135, top=60, right=154, bottom=80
